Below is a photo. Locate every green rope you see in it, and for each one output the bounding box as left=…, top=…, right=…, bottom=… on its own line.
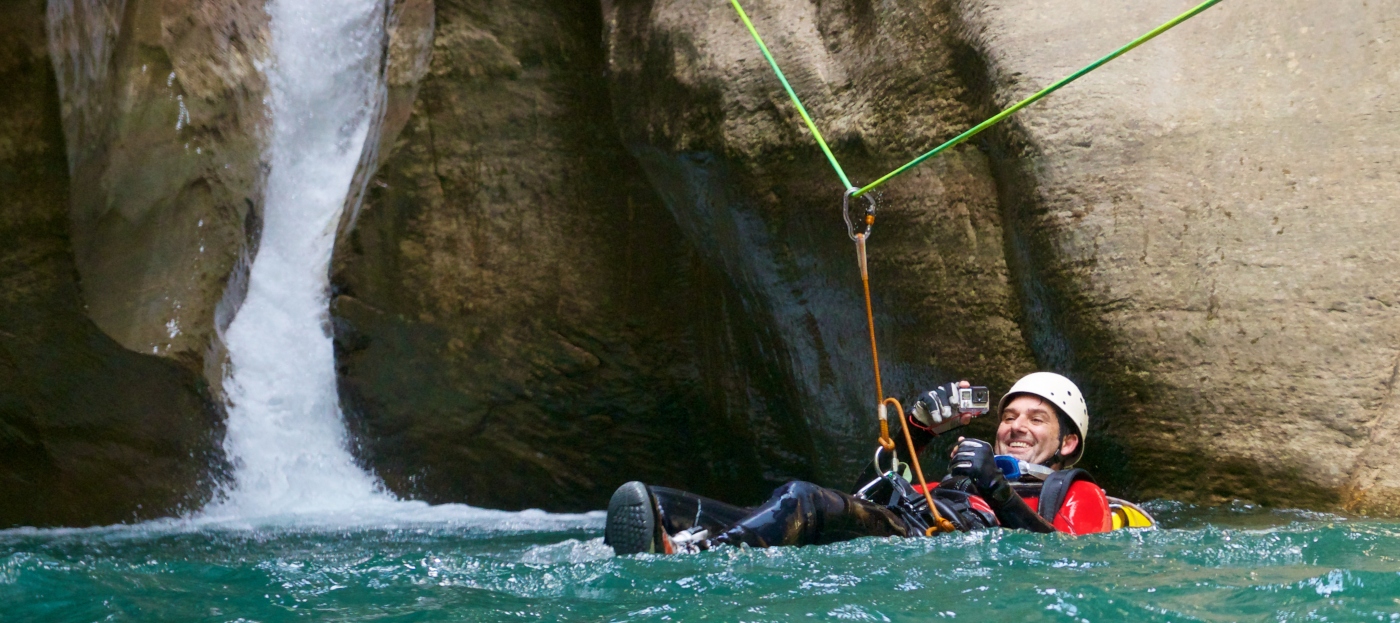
left=729, top=0, right=853, bottom=190
left=852, top=0, right=1224, bottom=198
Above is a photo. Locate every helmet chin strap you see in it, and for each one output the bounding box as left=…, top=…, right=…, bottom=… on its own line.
left=1044, top=439, right=1070, bottom=469
left=1045, top=434, right=1082, bottom=469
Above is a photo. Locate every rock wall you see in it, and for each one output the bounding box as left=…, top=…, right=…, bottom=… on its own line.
left=4, top=0, right=1397, bottom=521
left=602, top=0, right=1400, bottom=509
left=0, top=0, right=223, bottom=528
left=601, top=0, right=1038, bottom=482
left=331, top=0, right=819, bottom=510
left=954, top=0, right=1400, bottom=509
left=43, top=0, right=427, bottom=372
left=46, top=0, right=269, bottom=364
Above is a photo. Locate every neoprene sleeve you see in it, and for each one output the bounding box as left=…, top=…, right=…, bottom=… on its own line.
left=981, top=476, right=1058, bottom=533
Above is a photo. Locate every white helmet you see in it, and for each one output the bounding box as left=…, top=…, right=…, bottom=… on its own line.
left=996, top=372, right=1089, bottom=467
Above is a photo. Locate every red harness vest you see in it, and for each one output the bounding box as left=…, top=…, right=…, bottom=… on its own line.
left=914, top=477, right=1112, bottom=535
left=1018, top=480, right=1112, bottom=534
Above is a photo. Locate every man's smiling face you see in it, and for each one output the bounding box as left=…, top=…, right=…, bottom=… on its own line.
left=995, top=394, right=1076, bottom=466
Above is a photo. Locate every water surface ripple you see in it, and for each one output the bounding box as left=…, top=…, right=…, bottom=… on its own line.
left=4, top=503, right=1399, bottom=622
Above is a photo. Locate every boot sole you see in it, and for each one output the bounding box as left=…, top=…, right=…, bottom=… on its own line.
left=605, top=481, right=658, bottom=555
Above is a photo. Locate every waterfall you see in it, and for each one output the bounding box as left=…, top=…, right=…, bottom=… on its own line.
left=43, top=0, right=580, bottom=526
left=203, top=0, right=393, bottom=517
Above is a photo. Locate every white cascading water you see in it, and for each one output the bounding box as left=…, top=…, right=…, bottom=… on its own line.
left=202, top=0, right=392, bottom=518
left=36, top=0, right=599, bottom=531
left=196, top=0, right=598, bottom=529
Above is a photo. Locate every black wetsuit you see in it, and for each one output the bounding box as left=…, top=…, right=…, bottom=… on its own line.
left=653, top=481, right=915, bottom=548
left=647, top=413, right=1000, bottom=548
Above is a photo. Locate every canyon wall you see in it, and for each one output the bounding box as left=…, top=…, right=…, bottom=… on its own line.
left=598, top=0, right=1400, bottom=510
left=3, top=0, right=1397, bottom=524
left=0, top=0, right=222, bottom=527
left=330, top=0, right=820, bottom=510
left=47, top=0, right=269, bottom=365
left=954, top=0, right=1400, bottom=510
left=599, top=0, right=1038, bottom=484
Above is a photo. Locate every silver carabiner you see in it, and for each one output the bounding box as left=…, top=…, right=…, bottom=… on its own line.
left=843, top=187, right=877, bottom=241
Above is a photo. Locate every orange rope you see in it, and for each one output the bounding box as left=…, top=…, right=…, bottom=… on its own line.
left=857, top=227, right=955, bottom=535
left=887, top=397, right=957, bottom=534
left=856, top=234, right=896, bottom=452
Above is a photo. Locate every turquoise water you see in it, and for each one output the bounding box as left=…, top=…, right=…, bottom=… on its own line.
left=4, top=502, right=1400, bottom=622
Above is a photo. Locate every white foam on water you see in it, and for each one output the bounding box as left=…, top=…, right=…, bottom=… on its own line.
left=0, top=505, right=605, bottom=539
left=202, top=0, right=394, bottom=520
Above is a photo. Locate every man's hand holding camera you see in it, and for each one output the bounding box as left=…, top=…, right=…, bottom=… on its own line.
left=906, top=380, right=990, bottom=436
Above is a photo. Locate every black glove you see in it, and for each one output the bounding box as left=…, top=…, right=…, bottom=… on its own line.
left=949, top=439, right=1003, bottom=494
left=907, top=386, right=954, bottom=431
left=950, top=439, right=1056, bottom=533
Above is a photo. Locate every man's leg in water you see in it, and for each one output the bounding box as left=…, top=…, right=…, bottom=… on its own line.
left=649, top=486, right=753, bottom=536
left=708, top=481, right=912, bottom=548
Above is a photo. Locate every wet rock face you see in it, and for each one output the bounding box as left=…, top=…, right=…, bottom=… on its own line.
left=604, top=0, right=1400, bottom=510
left=7, top=0, right=1396, bottom=521
left=43, top=0, right=438, bottom=370
left=0, top=0, right=223, bottom=528
left=46, top=0, right=270, bottom=364
left=955, top=0, right=1400, bottom=509
left=602, top=0, right=1037, bottom=482
left=333, top=0, right=813, bottom=510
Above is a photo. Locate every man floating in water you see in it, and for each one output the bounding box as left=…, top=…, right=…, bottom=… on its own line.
left=605, top=372, right=1150, bottom=555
